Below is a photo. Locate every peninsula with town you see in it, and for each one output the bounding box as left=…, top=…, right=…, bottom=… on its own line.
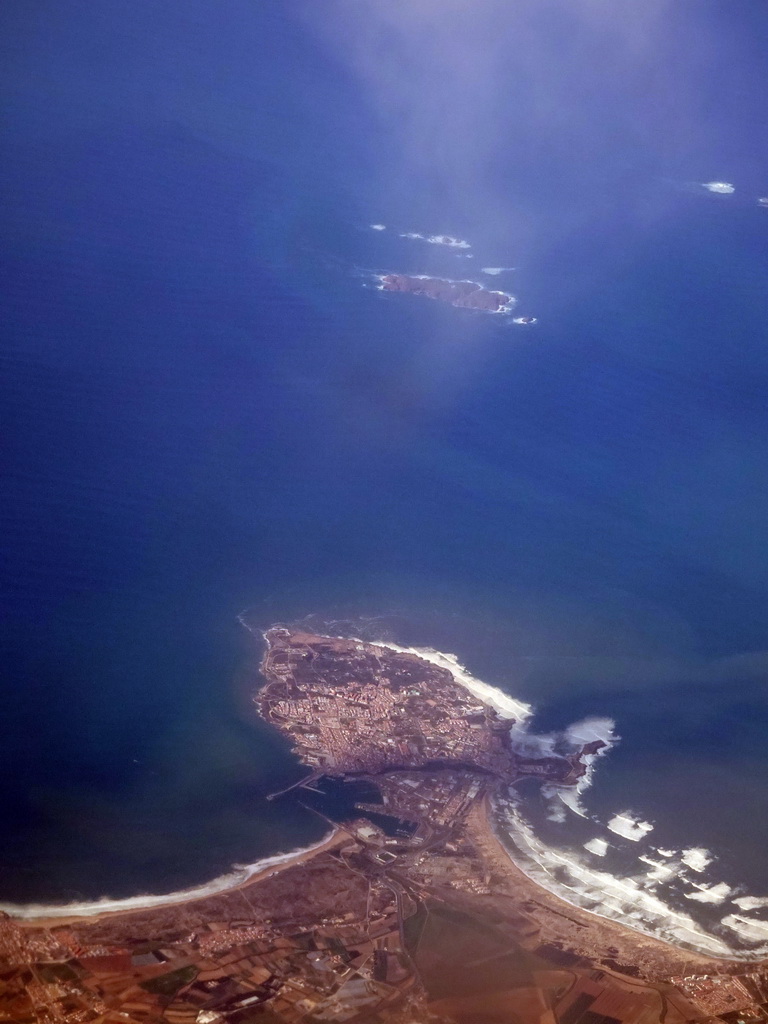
left=2, top=627, right=768, bottom=1024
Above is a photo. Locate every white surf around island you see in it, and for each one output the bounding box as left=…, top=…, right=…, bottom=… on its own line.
left=399, top=230, right=471, bottom=249
left=702, top=181, right=735, bottom=194
left=372, top=272, right=518, bottom=316
left=0, top=831, right=337, bottom=921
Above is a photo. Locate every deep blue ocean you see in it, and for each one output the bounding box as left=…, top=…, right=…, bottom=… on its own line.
left=2, top=0, right=768, bottom=913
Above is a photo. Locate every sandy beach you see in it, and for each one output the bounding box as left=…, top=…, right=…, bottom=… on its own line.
left=465, top=795, right=750, bottom=979
left=10, top=827, right=347, bottom=929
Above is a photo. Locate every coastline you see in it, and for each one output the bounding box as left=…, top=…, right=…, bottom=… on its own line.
left=467, top=795, right=745, bottom=975
left=332, top=630, right=766, bottom=964
left=6, top=828, right=345, bottom=928
left=9, top=622, right=763, bottom=970
left=361, top=635, right=533, bottom=721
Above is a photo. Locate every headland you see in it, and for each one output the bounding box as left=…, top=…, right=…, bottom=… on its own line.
left=259, top=628, right=601, bottom=788
left=2, top=626, right=767, bottom=1024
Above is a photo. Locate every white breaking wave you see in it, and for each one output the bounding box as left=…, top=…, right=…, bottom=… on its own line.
left=566, top=718, right=617, bottom=786
left=552, top=785, right=590, bottom=817
left=355, top=640, right=619, bottom=800
left=681, top=847, right=713, bottom=873
left=369, top=223, right=387, bottom=231
left=371, top=639, right=533, bottom=721
left=400, top=231, right=471, bottom=249
left=702, top=181, right=735, bottom=194
left=734, top=896, right=768, bottom=911
left=607, top=812, right=654, bottom=842
left=537, top=718, right=618, bottom=822
left=584, top=838, right=609, bottom=857
left=493, top=799, right=739, bottom=958
left=639, top=855, right=676, bottom=883
left=0, top=832, right=336, bottom=921
left=547, top=801, right=567, bottom=823
left=685, top=882, right=733, bottom=905
left=481, top=266, right=514, bottom=275
left=722, top=914, right=768, bottom=944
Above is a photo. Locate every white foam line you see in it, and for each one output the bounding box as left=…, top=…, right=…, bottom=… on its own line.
left=681, top=847, right=713, bottom=873
left=491, top=801, right=749, bottom=958
left=400, top=231, right=471, bottom=249
left=0, top=833, right=336, bottom=921
left=584, top=838, right=609, bottom=857
left=722, top=914, right=768, bottom=945
left=321, top=634, right=619, bottom=790
left=702, top=181, right=735, bottom=194
left=607, top=812, right=654, bottom=842
left=368, top=638, right=533, bottom=722
left=685, top=882, right=733, bottom=905
left=639, top=854, right=676, bottom=882
left=733, top=896, right=768, bottom=911
left=553, top=786, right=590, bottom=817
left=536, top=717, right=618, bottom=819
left=547, top=802, right=567, bottom=823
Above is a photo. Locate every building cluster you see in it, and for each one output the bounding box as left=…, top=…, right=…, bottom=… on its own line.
left=0, top=837, right=424, bottom=1024
left=670, top=971, right=768, bottom=1021
left=259, top=631, right=582, bottom=785
left=4, top=771, right=768, bottom=1024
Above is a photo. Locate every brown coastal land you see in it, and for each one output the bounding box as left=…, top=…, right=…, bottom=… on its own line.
left=2, top=627, right=767, bottom=1024
left=378, top=272, right=513, bottom=311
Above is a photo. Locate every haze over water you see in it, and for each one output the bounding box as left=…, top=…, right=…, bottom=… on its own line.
left=2, top=0, right=768, bottom=949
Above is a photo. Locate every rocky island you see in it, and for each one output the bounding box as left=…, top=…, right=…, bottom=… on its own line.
left=2, top=627, right=767, bottom=1024
left=378, top=273, right=514, bottom=312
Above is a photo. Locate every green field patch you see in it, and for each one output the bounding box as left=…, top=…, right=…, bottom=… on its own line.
left=139, top=964, right=197, bottom=997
